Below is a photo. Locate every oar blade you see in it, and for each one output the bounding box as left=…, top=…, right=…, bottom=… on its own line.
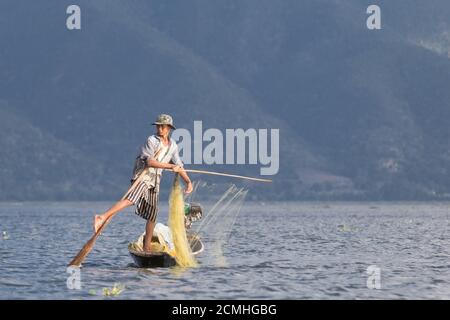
left=68, top=216, right=112, bottom=267
left=68, top=234, right=99, bottom=267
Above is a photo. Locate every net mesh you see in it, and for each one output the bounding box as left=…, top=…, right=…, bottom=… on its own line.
left=168, top=174, right=198, bottom=267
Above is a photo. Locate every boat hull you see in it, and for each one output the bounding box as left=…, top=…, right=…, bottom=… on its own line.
left=129, top=234, right=204, bottom=268
left=129, top=250, right=177, bottom=268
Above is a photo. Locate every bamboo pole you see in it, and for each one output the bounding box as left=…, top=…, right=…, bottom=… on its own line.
left=174, top=168, right=272, bottom=183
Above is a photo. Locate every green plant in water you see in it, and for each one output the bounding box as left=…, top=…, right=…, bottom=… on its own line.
left=103, top=283, right=125, bottom=297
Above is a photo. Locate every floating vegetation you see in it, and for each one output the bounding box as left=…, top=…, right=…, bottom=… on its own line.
left=88, top=289, right=97, bottom=296
left=102, top=283, right=125, bottom=297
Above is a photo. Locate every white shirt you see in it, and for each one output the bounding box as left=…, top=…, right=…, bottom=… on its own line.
left=131, top=134, right=184, bottom=192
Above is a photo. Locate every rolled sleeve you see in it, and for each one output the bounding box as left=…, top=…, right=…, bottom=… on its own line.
left=140, top=136, right=157, bottom=160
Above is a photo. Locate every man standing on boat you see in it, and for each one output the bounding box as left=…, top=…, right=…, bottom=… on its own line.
left=93, top=114, right=193, bottom=252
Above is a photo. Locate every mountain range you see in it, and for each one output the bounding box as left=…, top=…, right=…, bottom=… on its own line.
left=1, top=0, right=450, bottom=200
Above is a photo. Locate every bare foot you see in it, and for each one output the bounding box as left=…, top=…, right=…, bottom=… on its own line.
left=94, top=215, right=105, bottom=233
left=143, top=245, right=153, bottom=254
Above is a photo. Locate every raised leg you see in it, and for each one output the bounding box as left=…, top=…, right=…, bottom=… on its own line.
left=94, top=199, right=133, bottom=233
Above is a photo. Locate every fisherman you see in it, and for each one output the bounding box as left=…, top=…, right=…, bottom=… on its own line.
left=93, top=114, right=193, bottom=253
left=183, top=202, right=203, bottom=229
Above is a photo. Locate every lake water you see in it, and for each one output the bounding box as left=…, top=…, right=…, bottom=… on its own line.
left=0, top=201, right=449, bottom=299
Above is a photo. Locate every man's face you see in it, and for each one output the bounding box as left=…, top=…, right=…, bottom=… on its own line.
left=156, top=124, right=171, bottom=136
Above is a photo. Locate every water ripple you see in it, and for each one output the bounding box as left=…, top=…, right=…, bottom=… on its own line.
left=0, top=202, right=449, bottom=299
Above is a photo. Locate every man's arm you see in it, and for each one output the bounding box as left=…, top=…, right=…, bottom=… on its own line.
left=170, top=143, right=193, bottom=193
left=178, top=169, right=192, bottom=185
left=148, top=158, right=192, bottom=193
left=178, top=169, right=193, bottom=194
left=147, top=158, right=178, bottom=170
left=145, top=138, right=177, bottom=169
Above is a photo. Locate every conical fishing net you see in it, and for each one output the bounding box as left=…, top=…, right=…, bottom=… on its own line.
left=168, top=174, right=198, bottom=267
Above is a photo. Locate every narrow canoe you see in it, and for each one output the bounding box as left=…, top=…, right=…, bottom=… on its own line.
left=129, top=233, right=204, bottom=268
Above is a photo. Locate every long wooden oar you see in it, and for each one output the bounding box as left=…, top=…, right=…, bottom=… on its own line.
left=174, top=168, right=273, bottom=183
left=68, top=170, right=148, bottom=267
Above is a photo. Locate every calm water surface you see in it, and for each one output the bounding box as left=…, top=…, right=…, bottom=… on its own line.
left=0, top=201, right=449, bottom=299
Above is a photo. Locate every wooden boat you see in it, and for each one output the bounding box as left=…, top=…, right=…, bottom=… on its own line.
left=128, top=233, right=204, bottom=268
